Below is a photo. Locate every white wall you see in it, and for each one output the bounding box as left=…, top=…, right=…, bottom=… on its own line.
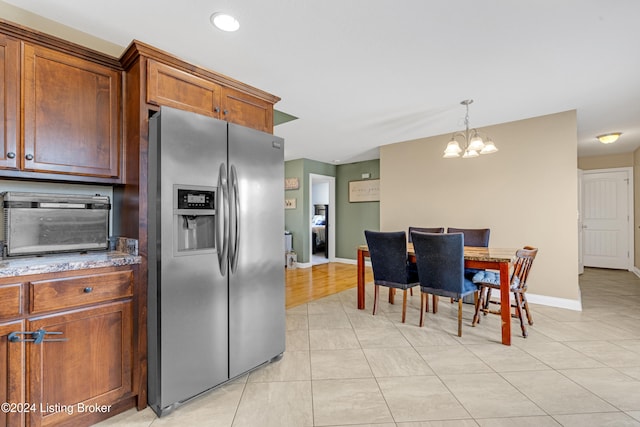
left=312, top=182, right=329, bottom=205
left=380, top=110, right=580, bottom=305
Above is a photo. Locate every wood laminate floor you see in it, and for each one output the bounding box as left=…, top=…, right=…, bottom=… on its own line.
left=285, top=262, right=373, bottom=309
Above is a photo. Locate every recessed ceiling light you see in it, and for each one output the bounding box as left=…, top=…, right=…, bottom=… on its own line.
left=210, top=12, right=240, bottom=32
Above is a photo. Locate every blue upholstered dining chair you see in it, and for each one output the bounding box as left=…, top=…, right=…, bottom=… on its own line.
left=364, top=230, right=420, bottom=323
left=446, top=227, right=491, bottom=305
left=407, top=226, right=445, bottom=243
left=407, top=227, right=445, bottom=299
left=446, top=227, right=490, bottom=248
left=411, top=231, right=479, bottom=337
left=472, top=246, right=538, bottom=338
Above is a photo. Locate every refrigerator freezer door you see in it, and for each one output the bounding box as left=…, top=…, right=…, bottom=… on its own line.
left=228, top=123, right=285, bottom=378
left=148, top=107, right=230, bottom=414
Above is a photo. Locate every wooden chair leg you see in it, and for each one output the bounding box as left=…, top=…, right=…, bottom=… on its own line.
left=373, top=284, right=379, bottom=316
left=409, top=288, right=413, bottom=296
left=425, top=291, right=429, bottom=312
left=513, top=292, right=527, bottom=338
left=401, top=290, right=408, bottom=323
left=472, top=287, right=484, bottom=326
left=419, top=292, right=425, bottom=327
left=484, top=288, right=492, bottom=313
left=433, top=295, right=439, bottom=313
left=522, top=293, right=534, bottom=325
left=457, top=299, right=463, bottom=337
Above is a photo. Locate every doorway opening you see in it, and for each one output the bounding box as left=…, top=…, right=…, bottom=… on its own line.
left=309, top=174, right=335, bottom=265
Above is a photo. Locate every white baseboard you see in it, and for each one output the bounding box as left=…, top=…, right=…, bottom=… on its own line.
left=632, top=266, right=640, bottom=278
left=525, top=293, right=582, bottom=311
left=291, top=261, right=312, bottom=269
left=486, top=291, right=582, bottom=311
left=335, top=257, right=371, bottom=267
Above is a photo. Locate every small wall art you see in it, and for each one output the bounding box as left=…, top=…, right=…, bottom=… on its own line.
left=284, top=177, right=299, bottom=190
left=348, top=179, right=380, bottom=202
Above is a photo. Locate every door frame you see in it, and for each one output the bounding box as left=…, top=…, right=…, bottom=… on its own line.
left=309, top=173, right=336, bottom=263
left=580, top=167, right=634, bottom=271
left=577, top=168, right=584, bottom=274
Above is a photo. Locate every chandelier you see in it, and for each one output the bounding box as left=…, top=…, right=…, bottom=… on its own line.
left=443, top=100, right=498, bottom=158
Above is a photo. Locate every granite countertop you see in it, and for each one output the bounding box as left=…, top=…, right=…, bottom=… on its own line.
left=0, top=251, right=142, bottom=278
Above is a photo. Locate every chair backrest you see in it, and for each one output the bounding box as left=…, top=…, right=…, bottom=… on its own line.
left=511, top=246, right=538, bottom=290
left=447, top=227, right=490, bottom=247
left=364, top=230, right=409, bottom=285
left=407, top=226, right=445, bottom=242
left=411, top=232, right=465, bottom=293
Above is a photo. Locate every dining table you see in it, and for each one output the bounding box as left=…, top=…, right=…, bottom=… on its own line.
left=357, top=244, right=518, bottom=345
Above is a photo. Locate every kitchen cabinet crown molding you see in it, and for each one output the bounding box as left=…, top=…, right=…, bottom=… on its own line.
left=0, top=17, right=122, bottom=69
left=120, top=39, right=280, bottom=105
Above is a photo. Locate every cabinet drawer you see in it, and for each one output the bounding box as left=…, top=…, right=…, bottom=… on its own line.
left=0, top=283, right=22, bottom=320
left=30, top=270, right=133, bottom=314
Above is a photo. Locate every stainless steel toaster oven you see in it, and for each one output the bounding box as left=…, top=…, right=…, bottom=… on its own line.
left=0, top=192, right=111, bottom=257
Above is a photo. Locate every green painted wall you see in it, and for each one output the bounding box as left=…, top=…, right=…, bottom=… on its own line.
left=335, top=160, right=380, bottom=259
left=285, top=158, right=380, bottom=263
left=284, top=159, right=336, bottom=263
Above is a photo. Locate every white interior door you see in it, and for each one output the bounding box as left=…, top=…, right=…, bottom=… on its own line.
left=582, top=169, right=631, bottom=269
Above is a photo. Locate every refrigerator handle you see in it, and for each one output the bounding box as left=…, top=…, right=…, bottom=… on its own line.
left=216, top=163, right=229, bottom=276
left=229, top=164, right=240, bottom=273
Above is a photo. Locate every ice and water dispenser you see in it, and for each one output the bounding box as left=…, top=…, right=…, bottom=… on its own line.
left=173, top=185, right=216, bottom=254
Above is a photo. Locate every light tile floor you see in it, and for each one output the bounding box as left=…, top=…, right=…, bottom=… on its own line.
left=95, top=267, right=640, bottom=426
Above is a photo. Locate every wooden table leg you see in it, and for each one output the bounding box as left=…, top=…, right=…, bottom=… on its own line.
left=357, top=248, right=365, bottom=309
left=499, top=261, right=511, bottom=346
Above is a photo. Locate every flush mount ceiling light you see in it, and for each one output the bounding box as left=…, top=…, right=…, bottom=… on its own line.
left=210, top=12, right=240, bottom=32
left=443, top=99, right=498, bottom=159
left=596, top=132, right=622, bottom=144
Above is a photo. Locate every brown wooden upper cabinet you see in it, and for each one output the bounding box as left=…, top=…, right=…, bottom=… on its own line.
left=146, top=59, right=273, bottom=133
left=0, top=33, right=20, bottom=170
left=22, top=43, right=121, bottom=179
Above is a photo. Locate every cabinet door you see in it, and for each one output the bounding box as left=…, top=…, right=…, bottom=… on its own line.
left=27, top=301, right=132, bottom=427
left=221, top=86, right=273, bottom=133
left=0, top=320, right=25, bottom=427
left=0, top=34, right=19, bottom=170
left=22, top=44, right=121, bottom=178
left=147, top=59, right=222, bottom=117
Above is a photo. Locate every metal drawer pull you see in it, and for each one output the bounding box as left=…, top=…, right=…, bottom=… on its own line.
left=84, top=287, right=93, bottom=293
left=8, top=329, right=67, bottom=344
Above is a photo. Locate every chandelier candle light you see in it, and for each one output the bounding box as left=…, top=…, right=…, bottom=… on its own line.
left=443, top=100, right=498, bottom=158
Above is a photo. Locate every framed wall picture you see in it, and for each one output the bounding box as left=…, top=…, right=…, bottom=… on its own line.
left=285, top=177, right=299, bottom=190
left=349, top=179, right=380, bottom=202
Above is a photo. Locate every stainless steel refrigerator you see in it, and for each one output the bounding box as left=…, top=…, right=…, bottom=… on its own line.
left=147, top=106, right=285, bottom=417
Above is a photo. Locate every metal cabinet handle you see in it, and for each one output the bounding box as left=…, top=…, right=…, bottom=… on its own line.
left=8, top=329, right=67, bottom=344
left=223, top=109, right=228, bottom=115
left=25, top=154, right=34, bottom=161
left=6, top=152, right=15, bottom=159
left=84, top=287, right=93, bottom=293
left=214, top=107, right=220, bottom=113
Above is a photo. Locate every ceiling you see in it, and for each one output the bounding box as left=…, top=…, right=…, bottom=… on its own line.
left=6, top=0, right=640, bottom=164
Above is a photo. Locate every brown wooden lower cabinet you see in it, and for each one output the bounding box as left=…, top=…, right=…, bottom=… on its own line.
left=27, top=301, right=133, bottom=427
left=0, top=320, right=25, bottom=427
left=0, top=265, right=140, bottom=427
